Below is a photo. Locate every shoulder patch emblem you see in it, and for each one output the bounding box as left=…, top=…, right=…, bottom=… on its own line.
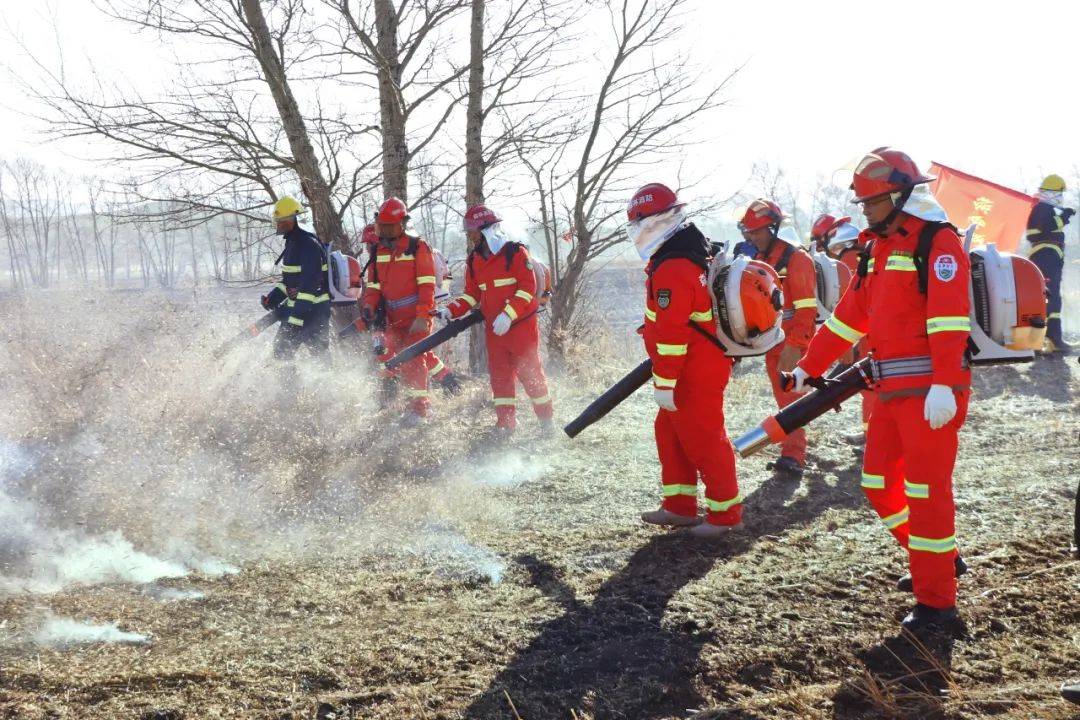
left=934, top=254, right=957, bottom=282
left=656, top=288, right=672, bottom=309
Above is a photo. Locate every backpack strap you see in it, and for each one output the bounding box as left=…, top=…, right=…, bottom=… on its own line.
left=775, top=242, right=797, bottom=274
left=504, top=242, right=522, bottom=270
left=914, top=221, right=957, bottom=294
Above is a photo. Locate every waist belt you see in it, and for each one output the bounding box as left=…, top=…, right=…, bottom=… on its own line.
left=387, top=293, right=419, bottom=310
left=872, top=354, right=969, bottom=380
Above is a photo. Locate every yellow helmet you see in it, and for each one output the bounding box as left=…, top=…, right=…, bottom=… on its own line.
left=272, top=196, right=304, bottom=221
left=1039, top=174, right=1066, bottom=192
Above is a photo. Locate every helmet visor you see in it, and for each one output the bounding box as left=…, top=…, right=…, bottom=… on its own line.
left=627, top=207, right=686, bottom=260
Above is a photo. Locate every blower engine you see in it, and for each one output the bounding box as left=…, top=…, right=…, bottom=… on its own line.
left=967, top=242, right=1048, bottom=364
left=810, top=251, right=852, bottom=325
left=328, top=250, right=364, bottom=303
left=706, top=254, right=786, bottom=356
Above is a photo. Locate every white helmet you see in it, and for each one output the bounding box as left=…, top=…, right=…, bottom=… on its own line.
left=706, top=255, right=786, bottom=357
left=826, top=222, right=861, bottom=255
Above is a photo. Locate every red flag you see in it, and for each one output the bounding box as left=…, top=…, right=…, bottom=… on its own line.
left=929, top=162, right=1034, bottom=253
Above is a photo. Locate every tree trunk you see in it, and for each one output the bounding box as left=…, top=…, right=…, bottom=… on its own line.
left=374, top=0, right=408, bottom=201
left=465, top=0, right=487, bottom=374
left=240, top=0, right=346, bottom=249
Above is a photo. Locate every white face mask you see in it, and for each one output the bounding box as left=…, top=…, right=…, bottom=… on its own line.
left=1037, top=189, right=1064, bottom=207
left=482, top=223, right=509, bottom=254
left=902, top=184, right=949, bottom=223
left=626, top=208, right=686, bottom=260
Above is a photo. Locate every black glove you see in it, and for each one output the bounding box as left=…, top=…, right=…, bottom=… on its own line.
left=261, top=295, right=274, bottom=310
left=1062, top=208, right=1075, bottom=222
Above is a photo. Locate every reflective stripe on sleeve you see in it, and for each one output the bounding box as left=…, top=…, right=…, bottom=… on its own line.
left=514, top=289, right=534, bottom=302
left=458, top=294, right=478, bottom=307
left=792, top=298, right=817, bottom=310
left=825, top=315, right=865, bottom=344
left=926, top=316, right=971, bottom=335
left=644, top=308, right=657, bottom=321
left=689, top=309, right=713, bottom=322
left=656, top=343, right=688, bottom=356
left=366, top=282, right=381, bottom=290
left=653, top=374, right=676, bottom=388
left=416, top=275, right=436, bottom=285
left=503, top=305, right=519, bottom=320
left=287, top=316, right=305, bottom=327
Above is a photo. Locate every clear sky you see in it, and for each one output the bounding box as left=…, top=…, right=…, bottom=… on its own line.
left=0, top=0, right=1075, bottom=200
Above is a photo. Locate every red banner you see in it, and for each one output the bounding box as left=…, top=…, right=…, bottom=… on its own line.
left=929, top=162, right=1034, bottom=253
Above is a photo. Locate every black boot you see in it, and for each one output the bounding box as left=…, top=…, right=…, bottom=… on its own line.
left=901, top=603, right=965, bottom=637
left=897, top=555, right=967, bottom=592
left=767, top=456, right=804, bottom=478
left=436, top=371, right=463, bottom=395
left=1062, top=682, right=1080, bottom=706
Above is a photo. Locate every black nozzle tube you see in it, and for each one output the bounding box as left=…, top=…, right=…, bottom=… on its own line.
left=564, top=359, right=654, bottom=438
left=384, top=311, right=484, bottom=370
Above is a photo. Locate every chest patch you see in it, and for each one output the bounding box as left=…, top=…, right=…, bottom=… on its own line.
left=934, top=254, right=957, bottom=282
left=656, top=288, right=672, bottom=309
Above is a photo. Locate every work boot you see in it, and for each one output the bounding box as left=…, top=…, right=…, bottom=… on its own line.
left=767, top=456, right=804, bottom=478
left=640, top=508, right=701, bottom=527
left=400, top=410, right=426, bottom=428
left=1045, top=337, right=1074, bottom=355
left=688, top=521, right=742, bottom=539
left=1062, top=682, right=1080, bottom=706
left=378, top=377, right=399, bottom=408
left=900, top=603, right=965, bottom=637
left=436, top=371, right=464, bottom=395
left=896, top=555, right=967, bottom=592
left=844, top=430, right=866, bottom=446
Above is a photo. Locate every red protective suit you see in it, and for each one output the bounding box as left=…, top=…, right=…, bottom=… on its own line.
left=799, top=215, right=971, bottom=609
left=362, top=235, right=438, bottom=415
left=758, top=239, right=817, bottom=465
left=644, top=247, right=740, bottom=527
left=837, top=245, right=875, bottom=428
left=446, top=243, right=552, bottom=429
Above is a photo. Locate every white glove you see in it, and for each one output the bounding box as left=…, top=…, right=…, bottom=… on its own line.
left=790, top=366, right=811, bottom=394
left=492, top=312, right=512, bottom=336
left=433, top=307, right=452, bottom=322
left=654, top=388, right=677, bottom=412
left=923, top=384, right=957, bottom=430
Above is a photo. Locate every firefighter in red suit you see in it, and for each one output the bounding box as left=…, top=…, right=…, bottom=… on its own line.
left=623, top=183, right=743, bottom=538
left=438, top=204, right=554, bottom=434
left=790, top=148, right=971, bottom=635
left=361, top=198, right=438, bottom=425
left=739, top=199, right=818, bottom=477
left=815, top=214, right=875, bottom=437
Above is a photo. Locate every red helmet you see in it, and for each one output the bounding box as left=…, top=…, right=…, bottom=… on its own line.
left=738, top=198, right=785, bottom=232
left=850, top=148, right=935, bottom=203
left=627, top=183, right=684, bottom=222
left=464, top=204, right=501, bottom=231
left=360, top=224, right=378, bottom=245
left=810, top=213, right=851, bottom=240
left=377, top=197, right=408, bottom=224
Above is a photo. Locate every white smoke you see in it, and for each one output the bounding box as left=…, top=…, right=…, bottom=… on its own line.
left=31, top=615, right=149, bottom=648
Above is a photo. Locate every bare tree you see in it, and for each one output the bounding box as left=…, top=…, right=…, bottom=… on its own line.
left=520, top=0, right=734, bottom=355
left=25, top=0, right=381, bottom=249
left=0, top=159, right=65, bottom=288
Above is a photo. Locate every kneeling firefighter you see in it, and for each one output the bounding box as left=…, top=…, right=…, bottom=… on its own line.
left=627, top=183, right=784, bottom=537
left=261, top=196, right=331, bottom=359
left=790, top=148, right=974, bottom=635
left=436, top=204, right=554, bottom=434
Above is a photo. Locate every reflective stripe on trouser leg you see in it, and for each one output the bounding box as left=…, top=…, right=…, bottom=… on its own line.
left=487, top=340, right=518, bottom=429
left=655, top=408, right=698, bottom=517
left=765, top=347, right=806, bottom=463
left=1030, top=248, right=1064, bottom=341
left=396, top=326, right=431, bottom=416
left=670, top=382, right=740, bottom=526
left=897, top=393, right=966, bottom=609
left=510, top=341, right=553, bottom=421
left=861, top=397, right=910, bottom=548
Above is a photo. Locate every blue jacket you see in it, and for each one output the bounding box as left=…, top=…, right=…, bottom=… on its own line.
left=265, top=227, right=330, bottom=327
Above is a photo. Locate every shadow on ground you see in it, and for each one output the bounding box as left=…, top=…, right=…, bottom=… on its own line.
left=462, top=468, right=864, bottom=719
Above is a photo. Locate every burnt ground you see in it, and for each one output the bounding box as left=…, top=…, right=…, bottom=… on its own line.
left=0, top=292, right=1077, bottom=719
